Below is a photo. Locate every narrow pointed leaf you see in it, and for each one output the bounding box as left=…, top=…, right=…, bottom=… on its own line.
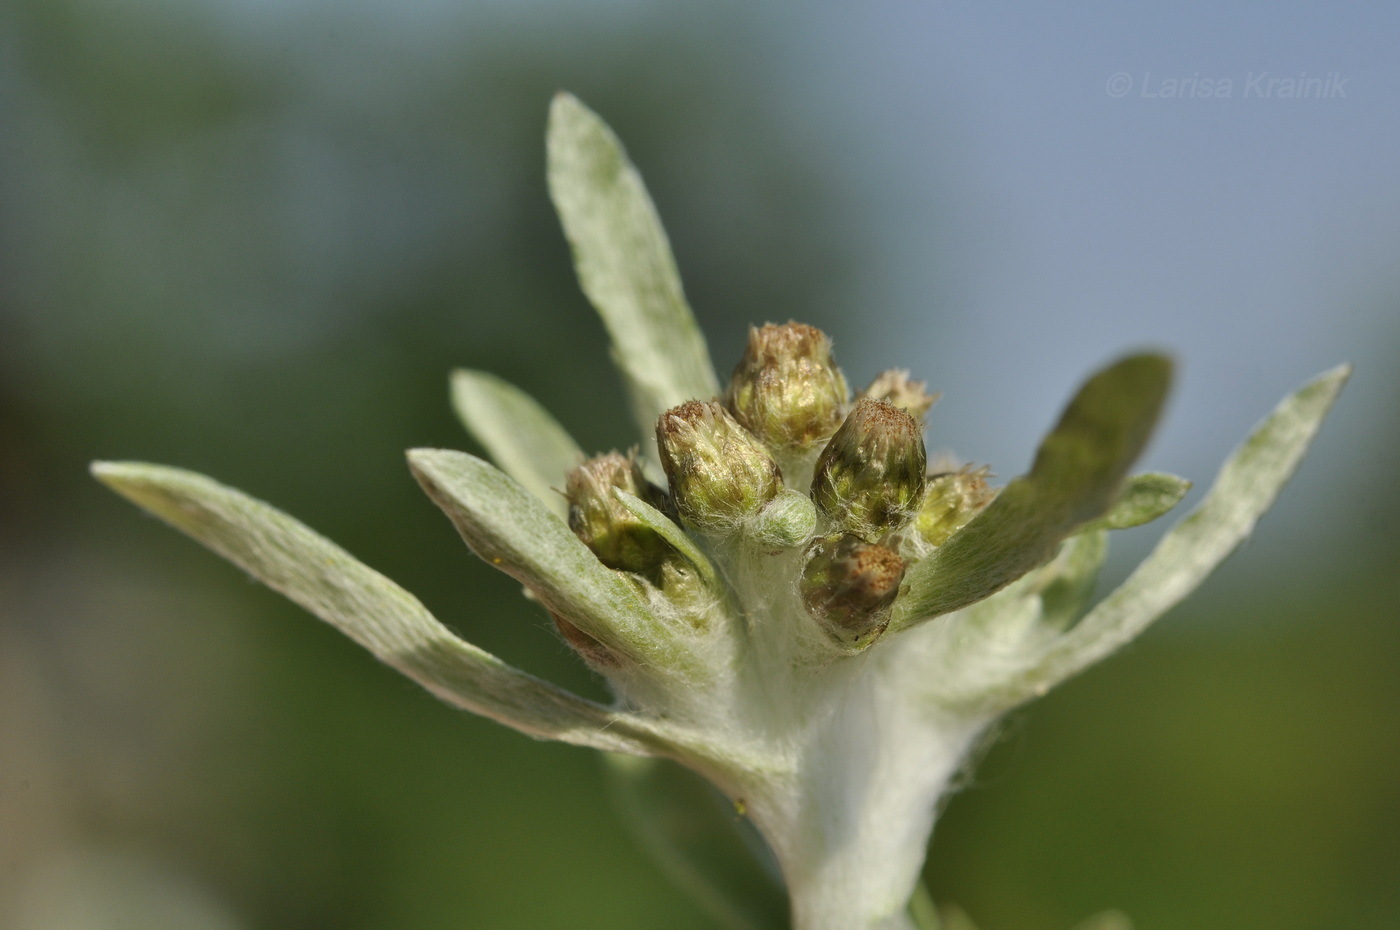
left=891, top=354, right=1172, bottom=632
left=1085, top=472, right=1191, bottom=531
left=1019, top=364, right=1349, bottom=699
left=407, top=449, right=669, bottom=665
left=606, top=755, right=789, bottom=930
left=614, top=488, right=721, bottom=591
left=450, top=369, right=582, bottom=519
left=547, top=92, right=719, bottom=447
left=91, top=461, right=659, bottom=755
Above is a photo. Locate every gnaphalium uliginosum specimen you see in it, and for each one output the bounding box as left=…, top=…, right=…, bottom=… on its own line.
left=92, top=93, right=1349, bottom=930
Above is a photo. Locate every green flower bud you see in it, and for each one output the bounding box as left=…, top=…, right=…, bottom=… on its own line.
left=751, top=488, right=818, bottom=550
left=657, top=400, right=783, bottom=533
left=726, top=322, right=849, bottom=450
left=810, top=398, right=927, bottom=540
left=916, top=466, right=996, bottom=547
left=566, top=451, right=672, bottom=577
left=800, top=533, right=906, bottom=649
left=859, top=369, right=938, bottom=421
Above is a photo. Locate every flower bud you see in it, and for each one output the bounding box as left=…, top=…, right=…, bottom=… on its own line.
left=726, top=322, right=849, bottom=450
left=750, top=489, right=818, bottom=550
left=657, top=400, right=783, bottom=533
left=810, top=398, right=927, bottom=540
left=566, top=451, right=672, bottom=577
left=916, top=467, right=996, bottom=547
left=800, top=533, right=906, bottom=648
left=860, top=369, right=938, bottom=421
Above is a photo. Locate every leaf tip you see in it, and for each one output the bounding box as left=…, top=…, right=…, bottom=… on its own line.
left=405, top=447, right=449, bottom=474
left=1316, top=361, right=1353, bottom=393
left=90, top=459, right=152, bottom=493
left=547, top=91, right=598, bottom=145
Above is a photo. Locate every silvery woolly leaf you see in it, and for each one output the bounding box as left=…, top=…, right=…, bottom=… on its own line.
left=90, top=461, right=658, bottom=755
left=408, top=449, right=693, bottom=672
left=450, top=369, right=583, bottom=519
left=891, top=353, right=1172, bottom=633
left=547, top=93, right=720, bottom=451
left=1086, top=472, right=1191, bottom=531
left=1014, top=364, right=1350, bottom=701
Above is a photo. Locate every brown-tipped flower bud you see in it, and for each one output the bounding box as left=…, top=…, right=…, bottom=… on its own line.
left=810, top=398, right=927, bottom=540
left=566, top=451, right=671, bottom=577
left=916, top=466, right=996, bottom=546
left=657, top=400, right=783, bottom=533
left=726, top=322, right=849, bottom=450
left=800, top=533, right=906, bottom=649
left=860, top=369, right=938, bottom=421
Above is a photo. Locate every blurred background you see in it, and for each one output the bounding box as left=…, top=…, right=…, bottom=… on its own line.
left=1, top=1, right=1397, bottom=927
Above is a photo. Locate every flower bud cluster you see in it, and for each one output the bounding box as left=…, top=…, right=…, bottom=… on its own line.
left=571, top=323, right=939, bottom=654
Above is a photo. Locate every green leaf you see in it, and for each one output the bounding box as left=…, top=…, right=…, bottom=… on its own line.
left=891, top=354, right=1173, bottom=632
left=547, top=92, right=720, bottom=449
left=450, top=369, right=583, bottom=519
left=408, top=449, right=685, bottom=670
left=1017, top=364, right=1350, bottom=701
left=1085, top=472, right=1191, bottom=531
left=91, top=461, right=659, bottom=755
left=605, top=755, right=789, bottom=930
left=614, top=488, right=722, bottom=591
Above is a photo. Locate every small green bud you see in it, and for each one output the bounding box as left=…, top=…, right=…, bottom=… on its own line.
left=800, top=533, right=906, bottom=648
left=751, top=488, right=818, bottom=550
left=657, top=400, right=783, bottom=533
left=566, top=451, right=672, bottom=577
left=859, top=369, right=938, bottom=421
left=916, top=466, right=996, bottom=546
left=726, top=322, right=849, bottom=450
left=810, top=398, right=927, bottom=540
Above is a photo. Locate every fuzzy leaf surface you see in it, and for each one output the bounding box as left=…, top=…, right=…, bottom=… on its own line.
left=1087, top=472, right=1191, bottom=531
left=450, top=369, right=582, bottom=519
left=408, top=449, right=664, bottom=663
left=91, top=461, right=657, bottom=754
left=892, top=354, right=1172, bottom=631
left=1015, top=364, right=1349, bottom=699
left=547, top=93, right=719, bottom=445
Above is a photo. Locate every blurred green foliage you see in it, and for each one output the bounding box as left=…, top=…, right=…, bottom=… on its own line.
left=1, top=1, right=1395, bottom=928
